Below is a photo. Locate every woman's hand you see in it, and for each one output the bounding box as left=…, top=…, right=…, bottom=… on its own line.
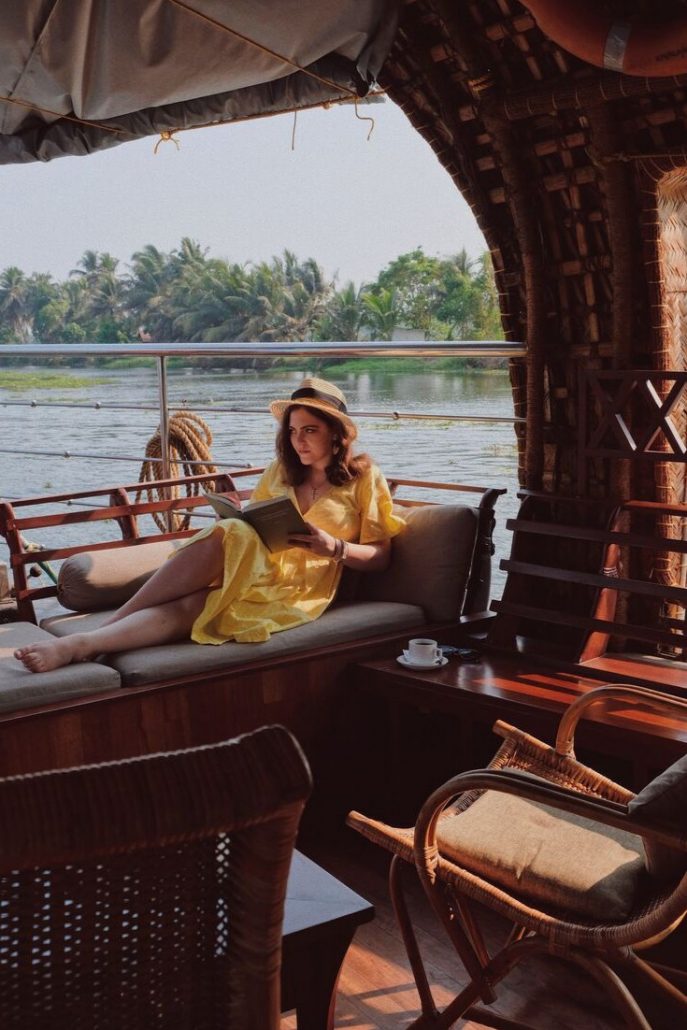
left=288, top=522, right=338, bottom=558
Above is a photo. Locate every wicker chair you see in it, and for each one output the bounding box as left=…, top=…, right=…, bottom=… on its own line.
left=348, top=685, right=687, bottom=1029
left=0, top=724, right=312, bottom=1030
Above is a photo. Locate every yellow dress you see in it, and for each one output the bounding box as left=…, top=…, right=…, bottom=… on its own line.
left=177, top=460, right=405, bottom=644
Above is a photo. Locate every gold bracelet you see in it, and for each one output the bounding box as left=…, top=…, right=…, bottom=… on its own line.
left=332, top=538, right=347, bottom=562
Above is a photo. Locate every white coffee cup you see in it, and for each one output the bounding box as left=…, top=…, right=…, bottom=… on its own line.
left=406, top=638, right=441, bottom=665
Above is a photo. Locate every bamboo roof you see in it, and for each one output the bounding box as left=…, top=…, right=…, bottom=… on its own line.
left=381, top=1, right=687, bottom=498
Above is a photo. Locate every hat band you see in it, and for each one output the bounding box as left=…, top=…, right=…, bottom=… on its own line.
left=290, top=386, right=347, bottom=413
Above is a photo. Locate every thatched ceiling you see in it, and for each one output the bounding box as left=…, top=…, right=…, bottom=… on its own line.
left=381, top=1, right=687, bottom=495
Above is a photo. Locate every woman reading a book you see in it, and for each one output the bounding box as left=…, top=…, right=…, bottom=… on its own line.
left=15, top=377, right=405, bottom=672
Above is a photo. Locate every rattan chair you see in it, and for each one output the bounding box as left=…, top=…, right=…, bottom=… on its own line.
left=0, top=724, right=312, bottom=1030
left=348, top=685, right=687, bottom=1029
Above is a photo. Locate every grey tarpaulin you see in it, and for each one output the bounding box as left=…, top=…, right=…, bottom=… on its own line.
left=0, top=0, right=399, bottom=164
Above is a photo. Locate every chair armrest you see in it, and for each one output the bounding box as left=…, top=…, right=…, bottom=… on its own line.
left=555, top=683, right=687, bottom=759
left=413, top=766, right=687, bottom=886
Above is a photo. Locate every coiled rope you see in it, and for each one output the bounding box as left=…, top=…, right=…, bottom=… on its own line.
left=138, top=410, right=217, bottom=531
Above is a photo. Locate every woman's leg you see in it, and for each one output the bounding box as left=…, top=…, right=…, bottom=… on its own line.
left=102, top=528, right=225, bottom=626
left=15, top=589, right=209, bottom=673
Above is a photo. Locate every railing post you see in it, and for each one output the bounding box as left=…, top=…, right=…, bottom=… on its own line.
left=156, top=355, right=172, bottom=530
left=157, top=355, right=171, bottom=482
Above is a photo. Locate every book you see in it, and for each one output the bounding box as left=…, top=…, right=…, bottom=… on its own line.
left=204, top=491, right=311, bottom=553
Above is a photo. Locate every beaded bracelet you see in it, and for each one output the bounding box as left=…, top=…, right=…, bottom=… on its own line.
left=332, top=538, right=348, bottom=562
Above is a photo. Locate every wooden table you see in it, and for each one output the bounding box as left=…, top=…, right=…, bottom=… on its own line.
left=354, top=653, right=687, bottom=807
left=282, top=851, right=374, bottom=1029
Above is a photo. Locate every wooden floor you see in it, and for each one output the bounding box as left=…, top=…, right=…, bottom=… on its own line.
left=281, top=828, right=682, bottom=1030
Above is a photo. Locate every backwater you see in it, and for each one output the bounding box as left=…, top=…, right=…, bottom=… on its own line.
left=0, top=364, right=518, bottom=596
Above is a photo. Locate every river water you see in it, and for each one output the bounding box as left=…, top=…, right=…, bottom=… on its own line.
left=0, top=364, right=519, bottom=595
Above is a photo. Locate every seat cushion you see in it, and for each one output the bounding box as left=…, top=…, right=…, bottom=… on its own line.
left=57, top=540, right=183, bottom=612
left=42, top=601, right=426, bottom=688
left=0, top=622, right=121, bottom=712
left=358, top=504, right=478, bottom=621
left=628, top=755, right=687, bottom=879
left=438, top=790, right=646, bottom=921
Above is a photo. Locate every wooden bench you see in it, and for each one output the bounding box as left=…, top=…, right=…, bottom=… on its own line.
left=0, top=471, right=504, bottom=778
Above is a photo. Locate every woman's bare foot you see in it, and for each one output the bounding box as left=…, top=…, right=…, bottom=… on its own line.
left=14, top=635, right=89, bottom=673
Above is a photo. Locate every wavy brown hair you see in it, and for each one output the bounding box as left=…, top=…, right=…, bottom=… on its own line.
left=276, top=405, right=370, bottom=486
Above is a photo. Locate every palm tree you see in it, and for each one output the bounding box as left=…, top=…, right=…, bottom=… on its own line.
left=361, top=288, right=400, bottom=341
left=315, top=281, right=365, bottom=341
left=169, top=259, right=249, bottom=341
left=26, top=272, right=59, bottom=342
left=451, top=248, right=476, bottom=277
left=0, top=266, right=31, bottom=341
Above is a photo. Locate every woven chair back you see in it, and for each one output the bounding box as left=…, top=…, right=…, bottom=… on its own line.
left=0, top=724, right=312, bottom=1030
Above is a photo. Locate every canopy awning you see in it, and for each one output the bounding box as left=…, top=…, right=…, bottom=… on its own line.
left=0, top=0, right=398, bottom=164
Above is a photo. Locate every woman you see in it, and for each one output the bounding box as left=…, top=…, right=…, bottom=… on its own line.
left=14, top=377, right=405, bottom=673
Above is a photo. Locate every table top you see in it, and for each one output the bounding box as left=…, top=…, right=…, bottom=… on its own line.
left=283, top=851, right=374, bottom=946
left=356, top=652, right=687, bottom=749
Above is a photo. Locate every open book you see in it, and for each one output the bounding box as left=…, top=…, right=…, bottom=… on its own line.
left=204, top=491, right=311, bottom=553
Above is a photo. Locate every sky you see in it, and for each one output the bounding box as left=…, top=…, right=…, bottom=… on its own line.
left=0, top=99, right=486, bottom=288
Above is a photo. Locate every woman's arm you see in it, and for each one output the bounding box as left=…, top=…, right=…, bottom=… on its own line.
left=289, top=525, right=392, bottom=571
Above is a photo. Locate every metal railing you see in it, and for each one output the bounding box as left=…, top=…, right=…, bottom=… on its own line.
left=1, top=340, right=526, bottom=479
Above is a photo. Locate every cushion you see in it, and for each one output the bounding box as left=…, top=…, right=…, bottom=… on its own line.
left=438, top=790, right=646, bottom=921
left=628, top=755, right=687, bottom=879
left=41, top=601, right=426, bottom=688
left=0, top=622, right=121, bottom=712
left=57, top=540, right=183, bottom=612
left=358, top=504, right=478, bottom=622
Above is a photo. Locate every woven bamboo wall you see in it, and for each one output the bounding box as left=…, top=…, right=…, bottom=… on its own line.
left=383, top=0, right=687, bottom=502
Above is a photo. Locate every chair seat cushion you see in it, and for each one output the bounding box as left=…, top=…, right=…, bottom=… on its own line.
left=0, top=622, right=121, bottom=711
left=438, top=790, right=646, bottom=921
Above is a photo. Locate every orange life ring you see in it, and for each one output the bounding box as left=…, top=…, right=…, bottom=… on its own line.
left=522, top=1, right=687, bottom=77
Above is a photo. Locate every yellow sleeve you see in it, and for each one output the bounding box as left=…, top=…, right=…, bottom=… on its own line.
left=357, top=465, right=406, bottom=544
left=249, top=460, right=286, bottom=503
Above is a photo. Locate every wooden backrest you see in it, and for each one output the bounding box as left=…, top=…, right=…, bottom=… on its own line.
left=489, top=493, right=687, bottom=665
left=0, top=472, right=505, bottom=623
left=0, top=724, right=312, bottom=1030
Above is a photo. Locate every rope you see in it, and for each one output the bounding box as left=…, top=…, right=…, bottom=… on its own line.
left=0, top=93, right=126, bottom=136
left=137, top=411, right=217, bottom=531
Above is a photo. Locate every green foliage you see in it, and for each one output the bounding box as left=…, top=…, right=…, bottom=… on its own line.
left=0, top=243, right=503, bottom=360
left=0, top=371, right=110, bottom=391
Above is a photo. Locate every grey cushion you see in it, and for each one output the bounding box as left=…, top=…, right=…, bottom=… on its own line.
left=358, top=504, right=478, bottom=621
left=0, top=622, right=121, bottom=712
left=628, top=755, right=687, bottom=879
left=58, top=540, right=183, bottom=612
left=42, top=601, right=425, bottom=688
left=438, top=791, right=646, bottom=921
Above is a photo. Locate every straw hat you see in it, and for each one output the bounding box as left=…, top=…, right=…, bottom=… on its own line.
left=269, top=377, right=357, bottom=437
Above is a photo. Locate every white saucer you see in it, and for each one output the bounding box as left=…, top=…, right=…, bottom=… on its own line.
left=397, top=654, right=448, bottom=670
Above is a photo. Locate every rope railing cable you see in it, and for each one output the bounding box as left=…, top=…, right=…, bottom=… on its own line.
left=0, top=447, right=253, bottom=467
left=0, top=400, right=523, bottom=423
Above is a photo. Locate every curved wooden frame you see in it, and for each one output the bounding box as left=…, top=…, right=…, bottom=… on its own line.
left=350, top=684, right=687, bottom=1028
